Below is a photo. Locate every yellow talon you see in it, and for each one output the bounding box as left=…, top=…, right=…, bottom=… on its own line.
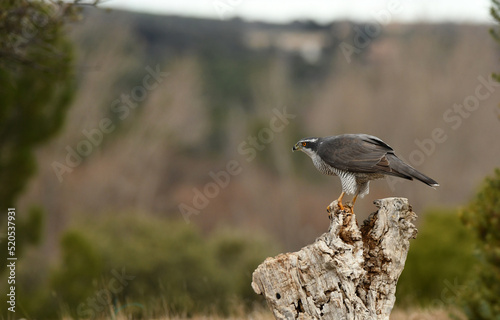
left=338, top=202, right=345, bottom=211
left=337, top=191, right=345, bottom=211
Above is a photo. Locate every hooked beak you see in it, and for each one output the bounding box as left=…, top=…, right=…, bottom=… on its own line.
left=292, top=143, right=300, bottom=152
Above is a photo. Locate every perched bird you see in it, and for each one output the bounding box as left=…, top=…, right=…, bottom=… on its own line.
left=292, top=134, right=438, bottom=213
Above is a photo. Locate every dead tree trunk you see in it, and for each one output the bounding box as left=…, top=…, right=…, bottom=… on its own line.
left=251, top=197, right=417, bottom=320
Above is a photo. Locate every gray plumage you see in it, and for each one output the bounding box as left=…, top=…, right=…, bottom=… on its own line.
left=292, top=134, right=438, bottom=205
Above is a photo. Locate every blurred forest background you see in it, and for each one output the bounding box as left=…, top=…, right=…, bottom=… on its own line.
left=1, top=1, right=500, bottom=319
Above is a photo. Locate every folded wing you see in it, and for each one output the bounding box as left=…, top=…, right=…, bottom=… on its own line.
left=318, top=134, right=438, bottom=186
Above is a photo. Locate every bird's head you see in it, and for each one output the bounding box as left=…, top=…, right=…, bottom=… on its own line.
left=292, top=137, right=319, bottom=157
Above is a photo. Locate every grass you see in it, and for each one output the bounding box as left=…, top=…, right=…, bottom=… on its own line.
left=63, top=307, right=464, bottom=320
left=391, top=308, right=466, bottom=320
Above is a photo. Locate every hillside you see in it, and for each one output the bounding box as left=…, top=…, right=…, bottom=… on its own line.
left=19, top=8, right=500, bottom=252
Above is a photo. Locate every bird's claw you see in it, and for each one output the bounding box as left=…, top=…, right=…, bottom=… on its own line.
left=326, top=201, right=345, bottom=214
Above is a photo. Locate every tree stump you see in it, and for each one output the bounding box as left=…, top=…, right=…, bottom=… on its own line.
left=251, top=197, right=417, bottom=320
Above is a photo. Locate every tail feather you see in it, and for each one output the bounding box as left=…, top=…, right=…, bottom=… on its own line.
left=386, top=154, right=439, bottom=187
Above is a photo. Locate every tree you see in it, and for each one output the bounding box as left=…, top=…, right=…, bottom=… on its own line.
left=457, top=4, right=500, bottom=316
left=490, top=0, right=500, bottom=82
left=459, top=168, right=500, bottom=319
left=0, top=0, right=94, bottom=275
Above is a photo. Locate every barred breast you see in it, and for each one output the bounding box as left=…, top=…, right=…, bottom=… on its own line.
left=311, top=154, right=358, bottom=195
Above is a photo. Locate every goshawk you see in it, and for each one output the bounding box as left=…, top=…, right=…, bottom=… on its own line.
left=292, top=134, right=438, bottom=213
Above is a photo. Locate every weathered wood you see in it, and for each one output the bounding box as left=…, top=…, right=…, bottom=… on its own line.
left=251, top=197, right=417, bottom=320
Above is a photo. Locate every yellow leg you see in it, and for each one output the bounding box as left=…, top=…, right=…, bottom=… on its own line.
left=337, top=191, right=346, bottom=210
left=352, top=193, right=358, bottom=206
left=350, top=192, right=359, bottom=214
left=327, top=191, right=345, bottom=213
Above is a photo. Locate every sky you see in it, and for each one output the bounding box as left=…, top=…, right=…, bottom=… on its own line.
left=102, top=0, right=495, bottom=24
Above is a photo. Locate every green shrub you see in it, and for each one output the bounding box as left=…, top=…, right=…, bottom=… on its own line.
left=40, top=213, right=279, bottom=319
left=209, top=228, right=280, bottom=308
left=396, top=208, right=476, bottom=308
left=51, top=231, right=104, bottom=318
left=459, top=168, right=500, bottom=319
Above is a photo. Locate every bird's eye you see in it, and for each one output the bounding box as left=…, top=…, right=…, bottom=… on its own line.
left=302, top=142, right=307, bottom=147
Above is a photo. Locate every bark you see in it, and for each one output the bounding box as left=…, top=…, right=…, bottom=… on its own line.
left=251, top=197, right=417, bottom=320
